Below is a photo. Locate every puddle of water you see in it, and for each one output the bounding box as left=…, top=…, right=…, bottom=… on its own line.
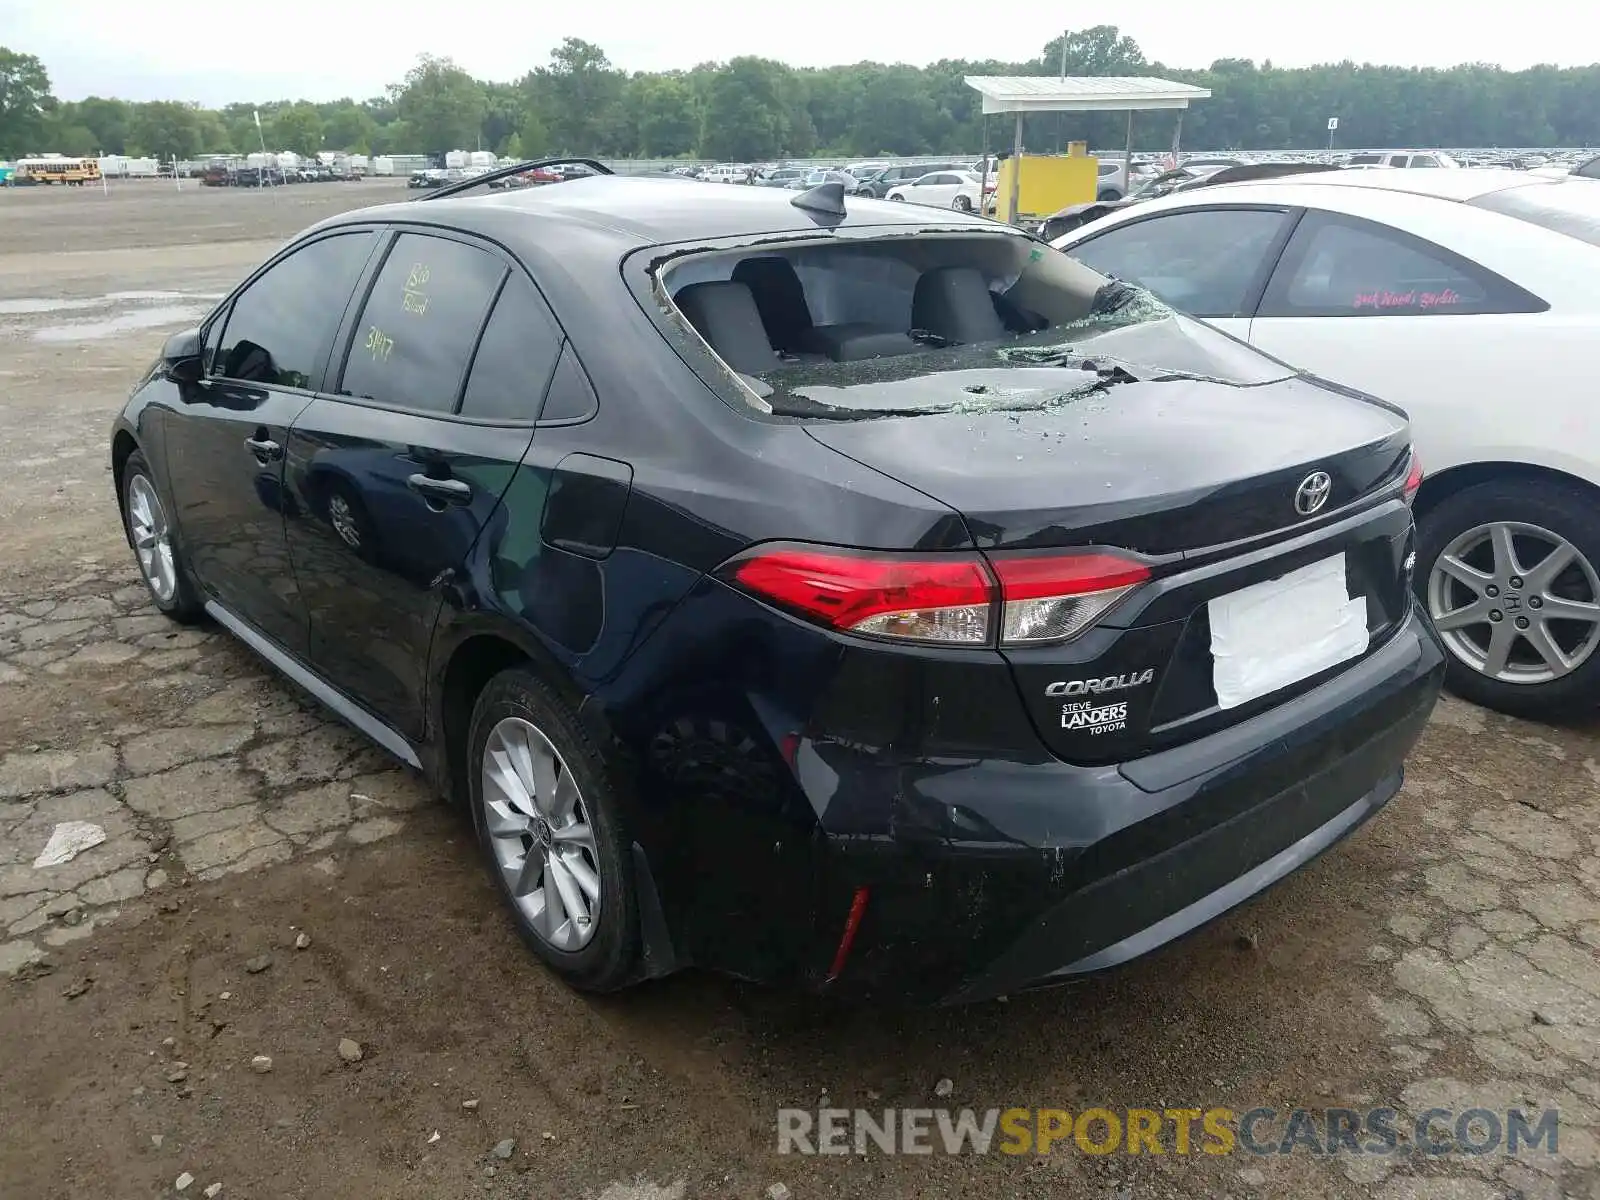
left=0, top=291, right=221, bottom=316
left=33, top=306, right=206, bottom=343
left=0, top=297, right=105, bottom=315
left=107, top=289, right=223, bottom=303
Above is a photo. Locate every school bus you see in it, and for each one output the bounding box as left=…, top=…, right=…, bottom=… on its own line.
left=16, top=157, right=103, bottom=185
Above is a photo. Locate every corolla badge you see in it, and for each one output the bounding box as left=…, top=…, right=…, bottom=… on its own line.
left=1294, top=470, right=1333, bottom=516
left=1045, top=669, right=1154, bottom=698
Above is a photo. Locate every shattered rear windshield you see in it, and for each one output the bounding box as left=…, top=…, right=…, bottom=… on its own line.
left=657, top=232, right=1294, bottom=418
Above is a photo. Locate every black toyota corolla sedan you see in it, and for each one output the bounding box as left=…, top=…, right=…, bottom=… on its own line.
left=110, top=161, right=1444, bottom=1003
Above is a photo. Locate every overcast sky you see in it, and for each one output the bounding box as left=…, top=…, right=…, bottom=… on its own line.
left=5, top=0, right=1595, bottom=104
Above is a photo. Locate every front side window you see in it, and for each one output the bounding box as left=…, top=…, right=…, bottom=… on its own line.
left=338, top=232, right=506, bottom=413
left=216, top=231, right=377, bottom=389
left=1067, top=207, right=1293, bottom=318
left=1259, top=211, right=1546, bottom=316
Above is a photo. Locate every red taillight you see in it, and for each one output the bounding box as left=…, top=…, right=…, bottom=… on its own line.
left=720, top=543, right=1150, bottom=647
left=990, top=552, right=1150, bottom=644
left=727, top=546, right=994, bottom=644
left=1403, top=451, right=1423, bottom=505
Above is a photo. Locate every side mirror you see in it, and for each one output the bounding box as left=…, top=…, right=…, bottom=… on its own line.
left=162, top=327, right=203, bottom=385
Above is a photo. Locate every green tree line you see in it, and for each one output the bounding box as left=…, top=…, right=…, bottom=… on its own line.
left=3, top=30, right=1597, bottom=162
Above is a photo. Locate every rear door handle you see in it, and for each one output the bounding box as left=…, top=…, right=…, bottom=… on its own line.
left=244, top=435, right=282, bottom=462
left=406, top=473, right=472, bottom=505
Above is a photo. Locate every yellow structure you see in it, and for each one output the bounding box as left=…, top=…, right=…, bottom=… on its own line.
left=963, top=76, right=1211, bottom=228
left=991, top=153, right=1101, bottom=225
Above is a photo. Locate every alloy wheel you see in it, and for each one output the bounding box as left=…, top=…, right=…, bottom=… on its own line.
left=127, top=474, right=178, bottom=603
left=1426, top=519, right=1600, bottom=685
left=480, top=716, right=602, bottom=951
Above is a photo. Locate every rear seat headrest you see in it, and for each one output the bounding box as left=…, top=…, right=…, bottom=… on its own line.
left=673, top=281, right=778, bottom=376
left=912, top=266, right=1006, bottom=345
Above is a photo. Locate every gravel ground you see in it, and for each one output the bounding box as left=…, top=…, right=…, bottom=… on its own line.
left=0, top=180, right=1597, bottom=1200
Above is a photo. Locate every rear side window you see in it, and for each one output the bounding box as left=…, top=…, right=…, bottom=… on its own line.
left=338, top=232, right=506, bottom=413
left=1259, top=211, right=1548, bottom=316
left=216, top=231, right=376, bottom=389
left=1067, top=207, right=1293, bottom=318
left=459, top=275, right=565, bottom=421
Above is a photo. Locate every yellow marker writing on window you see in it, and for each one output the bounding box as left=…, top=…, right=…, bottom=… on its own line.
left=406, top=263, right=431, bottom=290
left=365, top=324, right=394, bottom=362
left=402, top=290, right=430, bottom=315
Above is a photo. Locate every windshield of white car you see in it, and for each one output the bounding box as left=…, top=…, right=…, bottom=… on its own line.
left=658, top=234, right=1291, bottom=418
left=1470, top=182, right=1600, bottom=249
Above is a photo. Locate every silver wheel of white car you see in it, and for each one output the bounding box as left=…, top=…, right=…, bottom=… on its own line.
left=1417, top=478, right=1600, bottom=717
left=1427, top=520, right=1600, bottom=685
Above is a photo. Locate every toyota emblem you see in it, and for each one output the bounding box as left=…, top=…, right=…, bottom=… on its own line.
left=1294, top=471, right=1332, bottom=516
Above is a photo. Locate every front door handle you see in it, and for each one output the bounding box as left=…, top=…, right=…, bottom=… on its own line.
left=406, top=473, right=472, bottom=505
left=244, top=434, right=282, bottom=462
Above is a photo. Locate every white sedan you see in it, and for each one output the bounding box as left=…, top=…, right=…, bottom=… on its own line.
left=1051, top=169, right=1600, bottom=717
left=885, top=170, right=985, bottom=212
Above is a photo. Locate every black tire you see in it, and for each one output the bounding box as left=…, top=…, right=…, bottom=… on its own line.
left=121, top=450, right=204, bottom=623
left=467, top=667, right=641, bottom=991
left=953, top=194, right=973, bottom=212
left=1097, top=188, right=1122, bottom=202
left=1416, top=478, right=1600, bottom=718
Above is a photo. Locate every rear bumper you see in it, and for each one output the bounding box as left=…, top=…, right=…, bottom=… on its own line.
left=812, top=605, right=1444, bottom=1004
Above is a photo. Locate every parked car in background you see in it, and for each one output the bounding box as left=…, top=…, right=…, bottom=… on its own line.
left=1094, top=160, right=1134, bottom=201
left=758, top=167, right=808, bottom=188
left=884, top=169, right=988, bottom=211
left=110, top=158, right=1441, bottom=1003
left=1053, top=169, right=1600, bottom=716
left=1038, top=162, right=1340, bottom=241
left=795, top=168, right=865, bottom=194
left=1346, top=151, right=1461, bottom=169
left=858, top=161, right=971, bottom=199
left=700, top=164, right=748, bottom=184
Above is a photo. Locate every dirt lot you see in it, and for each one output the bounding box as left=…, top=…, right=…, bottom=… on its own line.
left=0, top=180, right=1597, bottom=1200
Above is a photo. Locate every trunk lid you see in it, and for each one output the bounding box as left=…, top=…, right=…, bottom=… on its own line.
left=803, top=370, right=1408, bottom=555
left=802, top=358, right=1413, bottom=765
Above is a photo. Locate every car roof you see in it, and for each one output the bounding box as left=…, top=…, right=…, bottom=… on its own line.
left=1208, top=166, right=1545, bottom=204
left=325, top=174, right=997, bottom=247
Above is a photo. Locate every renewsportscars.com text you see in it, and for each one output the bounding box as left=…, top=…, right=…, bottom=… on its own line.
left=776, top=1106, right=1561, bottom=1158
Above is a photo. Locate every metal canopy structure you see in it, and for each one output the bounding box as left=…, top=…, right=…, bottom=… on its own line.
left=964, top=76, right=1211, bottom=115
left=963, top=76, right=1212, bottom=224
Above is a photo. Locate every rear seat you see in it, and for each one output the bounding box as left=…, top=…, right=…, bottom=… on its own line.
left=912, top=266, right=1007, bottom=344
left=673, top=281, right=781, bottom=375
left=728, top=256, right=917, bottom=363
left=675, top=261, right=1009, bottom=373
